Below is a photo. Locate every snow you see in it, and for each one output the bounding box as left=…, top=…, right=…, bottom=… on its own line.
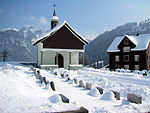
left=33, top=21, right=88, bottom=46
left=88, top=88, right=100, bottom=97
left=51, top=16, right=59, bottom=21
left=100, top=91, right=116, bottom=101
left=49, top=94, right=62, bottom=103
left=0, top=62, right=150, bottom=112
left=107, top=34, right=150, bottom=52
left=0, top=28, right=19, bottom=32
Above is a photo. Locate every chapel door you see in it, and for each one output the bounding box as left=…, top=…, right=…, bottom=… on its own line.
left=58, top=54, right=64, bottom=68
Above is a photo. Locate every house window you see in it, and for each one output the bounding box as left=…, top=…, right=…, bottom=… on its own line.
left=135, top=65, right=139, bottom=70
left=123, top=47, right=130, bottom=52
left=124, top=55, right=129, bottom=61
left=124, top=65, right=129, bottom=69
left=124, top=39, right=129, bottom=45
left=115, top=64, right=120, bottom=69
left=134, top=55, right=139, bottom=61
left=115, top=56, right=119, bottom=62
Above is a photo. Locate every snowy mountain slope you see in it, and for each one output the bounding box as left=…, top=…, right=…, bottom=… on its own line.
left=1, top=19, right=150, bottom=63
left=1, top=62, right=150, bottom=112
left=85, top=19, right=150, bottom=65
left=0, top=26, right=50, bottom=62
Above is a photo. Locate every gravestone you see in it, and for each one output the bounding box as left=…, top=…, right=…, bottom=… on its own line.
left=79, top=80, right=86, bottom=88
left=59, top=94, right=69, bottom=103
left=54, top=72, right=57, bottom=75
left=37, top=70, right=40, bottom=77
left=61, top=74, right=64, bottom=78
left=86, top=82, right=92, bottom=90
left=39, top=76, right=44, bottom=83
left=59, top=107, right=88, bottom=113
left=46, top=80, right=49, bottom=85
left=43, top=77, right=46, bottom=84
left=33, top=69, right=36, bottom=75
left=96, top=87, right=103, bottom=94
left=127, top=93, right=142, bottom=104
left=65, top=77, right=70, bottom=82
left=50, top=81, right=56, bottom=91
left=143, top=72, right=147, bottom=76
left=31, top=67, right=34, bottom=71
left=111, top=90, right=120, bottom=100
left=73, top=78, right=78, bottom=84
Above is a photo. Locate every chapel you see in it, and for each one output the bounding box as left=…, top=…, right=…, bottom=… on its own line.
left=33, top=6, right=88, bottom=70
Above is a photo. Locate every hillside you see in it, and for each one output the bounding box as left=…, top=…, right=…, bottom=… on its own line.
left=85, top=19, right=150, bottom=65
left=1, top=19, right=150, bottom=63
left=0, top=26, right=50, bottom=62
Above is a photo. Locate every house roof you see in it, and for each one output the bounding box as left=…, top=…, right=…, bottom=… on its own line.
left=107, top=34, right=150, bottom=52
left=33, top=21, right=88, bottom=46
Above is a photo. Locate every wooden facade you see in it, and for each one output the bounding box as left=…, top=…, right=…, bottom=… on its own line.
left=107, top=35, right=150, bottom=71
left=42, top=25, right=85, bottom=49
left=33, top=21, right=88, bottom=69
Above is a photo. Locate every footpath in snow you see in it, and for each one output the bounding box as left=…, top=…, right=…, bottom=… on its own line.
left=0, top=62, right=150, bottom=113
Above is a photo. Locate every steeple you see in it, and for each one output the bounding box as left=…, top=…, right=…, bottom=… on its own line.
left=53, top=4, right=56, bottom=16
left=51, top=4, right=59, bottom=29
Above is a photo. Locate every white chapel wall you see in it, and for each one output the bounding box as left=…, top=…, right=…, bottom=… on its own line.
left=71, top=52, right=79, bottom=65
left=43, top=51, right=56, bottom=65
left=59, top=51, right=69, bottom=69
left=37, top=43, right=43, bottom=67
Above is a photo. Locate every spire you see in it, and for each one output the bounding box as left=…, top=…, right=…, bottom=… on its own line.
left=51, top=4, right=59, bottom=29
left=53, top=4, right=56, bottom=16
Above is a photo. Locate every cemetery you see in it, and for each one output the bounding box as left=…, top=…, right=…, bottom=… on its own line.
left=0, top=62, right=150, bottom=112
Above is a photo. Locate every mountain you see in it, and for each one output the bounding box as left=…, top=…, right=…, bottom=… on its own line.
left=85, top=19, right=150, bottom=65
left=1, top=19, right=150, bottom=63
left=0, top=25, right=50, bottom=62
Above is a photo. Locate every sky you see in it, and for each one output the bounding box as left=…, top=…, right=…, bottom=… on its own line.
left=0, top=0, right=150, bottom=40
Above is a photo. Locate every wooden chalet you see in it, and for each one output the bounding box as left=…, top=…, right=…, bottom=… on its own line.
left=33, top=6, right=88, bottom=70
left=107, top=34, right=150, bottom=71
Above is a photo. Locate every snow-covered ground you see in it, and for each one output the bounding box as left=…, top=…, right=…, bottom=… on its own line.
left=0, top=62, right=150, bottom=113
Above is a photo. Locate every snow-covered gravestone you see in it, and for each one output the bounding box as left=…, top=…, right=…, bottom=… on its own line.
left=61, top=73, right=64, bottom=78
left=88, top=88, right=100, bottom=97
left=33, top=69, right=36, bottom=75
left=45, top=82, right=50, bottom=90
left=50, top=81, right=55, bottom=91
left=127, top=93, right=142, bottom=104
left=101, top=91, right=116, bottom=101
left=39, top=76, right=44, bottom=83
left=74, top=78, right=78, bottom=84
left=54, top=71, right=57, bottom=75
left=49, top=94, right=62, bottom=103
left=96, top=87, right=103, bottom=94
left=79, top=80, right=86, bottom=88
left=111, top=90, right=120, bottom=100
left=36, top=70, right=40, bottom=78
left=31, top=66, right=34, bottom=71
left=143, top=72, right=147, bottom=76
left=86, top=82, right=92, bottom=90
left=43, top=77, right=47, bottom=84
left=59, top=94, right=69, bottom=103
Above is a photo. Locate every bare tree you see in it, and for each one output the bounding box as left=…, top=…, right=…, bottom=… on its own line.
left=0, top=48, right=9, bottom=62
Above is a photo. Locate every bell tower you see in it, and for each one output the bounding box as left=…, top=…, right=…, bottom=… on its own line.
left=51, top=4, right=59, bottom=29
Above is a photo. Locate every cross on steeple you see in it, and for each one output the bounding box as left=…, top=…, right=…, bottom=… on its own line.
left=51, top=4, right=59, bottom=29
left=53, top=4, right=56, bottom=8
left=53, top=4, right=56, bottom=16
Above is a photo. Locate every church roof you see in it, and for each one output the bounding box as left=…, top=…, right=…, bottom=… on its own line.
left=107, top=34, right=150, bottom=52
left=33, top=21, right=88, bottom=46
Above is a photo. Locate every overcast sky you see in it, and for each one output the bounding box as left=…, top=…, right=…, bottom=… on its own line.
left=0, top=0, right=150, bottom=40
